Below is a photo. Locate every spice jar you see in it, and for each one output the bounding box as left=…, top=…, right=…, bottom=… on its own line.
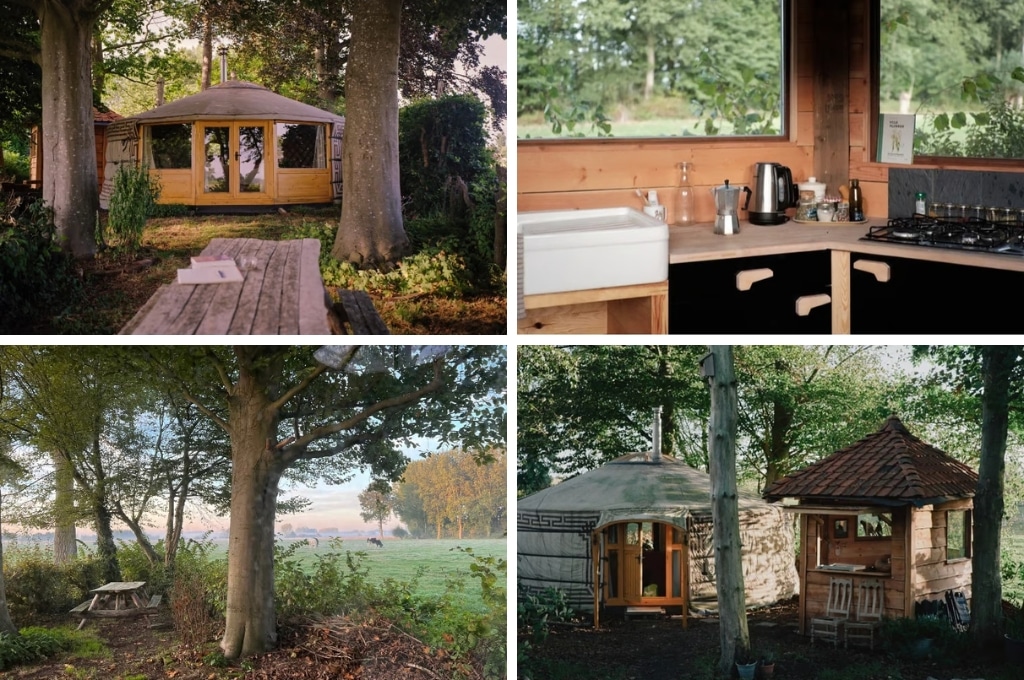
left=915, top=192, right=927, bottom=215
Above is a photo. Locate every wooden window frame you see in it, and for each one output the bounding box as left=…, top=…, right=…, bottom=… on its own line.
left=516, top=0, right=793, bottom=147
left=946, top=509, right=972, bottom=562
left=868, top=2, right=1024, bottom=170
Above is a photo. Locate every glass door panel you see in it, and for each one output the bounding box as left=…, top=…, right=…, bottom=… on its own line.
left=204, top=126, right=229, bottom=193
left=238, top=126, right=265, bottom=193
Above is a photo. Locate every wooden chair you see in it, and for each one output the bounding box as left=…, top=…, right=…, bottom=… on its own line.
left=846, top=579, right=884, bottom=649
left=810, top=577, right=852, bottom=647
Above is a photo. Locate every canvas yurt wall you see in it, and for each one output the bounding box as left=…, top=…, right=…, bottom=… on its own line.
left=517, top=453, right=799, bottom=612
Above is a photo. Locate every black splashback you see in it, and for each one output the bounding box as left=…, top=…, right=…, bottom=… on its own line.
left=888, top=167, right=1024, bottom=217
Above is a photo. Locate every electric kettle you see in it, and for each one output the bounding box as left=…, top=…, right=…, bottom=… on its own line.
left=745, top=162, right=798, bottom=225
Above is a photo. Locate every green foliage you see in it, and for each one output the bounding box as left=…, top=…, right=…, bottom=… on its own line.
left=106, top=164, right=160, bottom=255
left=150, top=203, right=191, bottom=218
left=878, top=615, right=972, bottom=662
left=284, top=219, right=474, bottom=296
left=0, top=198, right=82, bottom=332
left=0, top=545, right=105, bottom=623
left=0, top=626, right=82, bottom=671
left=392, top=526, right=410, bottom=539
left=1, top=147, right=30, bottom=182
left=398, top=95, right=502, bottom=283
left=692, top=51, right=782, bottom=135
left=274, top=538, right=364, bottom=620
left=517, top=587, right=575, bottom=646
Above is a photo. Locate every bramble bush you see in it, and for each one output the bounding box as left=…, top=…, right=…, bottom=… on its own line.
left=0, top=545, right=105, bottom=624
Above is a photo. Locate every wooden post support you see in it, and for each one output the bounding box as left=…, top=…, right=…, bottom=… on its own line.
left=592, top=533, right=601, bottom=629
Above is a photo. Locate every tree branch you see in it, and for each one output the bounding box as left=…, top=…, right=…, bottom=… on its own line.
left=282, top=362, right=445, bottom=463
left=268, top=362, right=331, bottom=412
left=0, top=36, right=40, bottom=63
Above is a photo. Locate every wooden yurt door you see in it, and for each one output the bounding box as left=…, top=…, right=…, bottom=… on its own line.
left=198, top=122, right=271, bottom=203
left=602, top=521, right=686, bottom=608
left=622, top=522, right=643, bottom=603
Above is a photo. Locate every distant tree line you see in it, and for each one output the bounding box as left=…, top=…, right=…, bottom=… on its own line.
left=391, top=448, right=505, bottom=539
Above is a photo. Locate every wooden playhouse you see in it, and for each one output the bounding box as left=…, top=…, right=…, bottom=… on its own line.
left=764, top=416, right=977, bottom=634
left=99, top=80, right=344, bottom=211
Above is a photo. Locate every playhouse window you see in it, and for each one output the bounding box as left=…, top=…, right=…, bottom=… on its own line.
left=947, top=510, right=971, bottom=560
left=276, top=123, right=326, bottom=168
left=144, top=124, right=192, bottom=169
left=855, top=513, right=892, bottom=540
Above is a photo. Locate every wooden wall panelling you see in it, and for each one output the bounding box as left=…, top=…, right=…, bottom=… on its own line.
left=812, top=0, right=850, bottom=193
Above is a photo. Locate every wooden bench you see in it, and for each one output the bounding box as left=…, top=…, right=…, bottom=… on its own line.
left=147, top=594, right=162, bottom=609
left=70, top=600, right=93, bottom=614
left=120, top=238, right=331, bottom=334
left=327, top=289, right=389, bottom=335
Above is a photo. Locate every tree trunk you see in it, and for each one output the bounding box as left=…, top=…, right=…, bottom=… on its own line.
left=37, top=1, right=99, bottom=258
left=52, top=450, right=77, bottom=565
left=378, top=516, right=384, bottom=542
left=706, top=346, right=749, bottom=674
left=644, top=33, right=655, bottom=100
left=0, top=488, right=17, bottom=635
left=92, top=491, right=121, bottom=583
left=91, top=24, right=104, bottom=100
left=220, top=376, right=284, bottom=660
left=201, top=15, right=213, bottom=90
left=971, top=345, right=1020, bottom=646
left=764, top=400, right=794, bottom=488
left=331, top=0, right=408, bottom=265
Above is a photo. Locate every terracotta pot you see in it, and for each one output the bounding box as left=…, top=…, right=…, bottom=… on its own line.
left=760, top=662, right=775, bottom=679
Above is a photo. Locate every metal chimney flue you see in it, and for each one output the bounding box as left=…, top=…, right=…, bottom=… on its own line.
left=218, top=46, right=228, bottom=84
left=651, top=406, right=662, bottom=463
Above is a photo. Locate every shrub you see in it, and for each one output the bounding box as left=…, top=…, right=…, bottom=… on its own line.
left=167, top=537, right=227, bottom=648
left=0, top=546, right=104, bottom=623
left=0, top=627, right=79, bottom=671
left=0, top=198, right=82, bottom=332
left=150, top=203, right=190, bottom=218
left=1, top=148, right=30, bottom=183
left=274, top=538, right=367, bottom=621
left=106, top=164, right=160, bottom=255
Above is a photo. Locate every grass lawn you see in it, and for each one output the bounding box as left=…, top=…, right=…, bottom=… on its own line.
left=40, top=209, right=505, bottom=335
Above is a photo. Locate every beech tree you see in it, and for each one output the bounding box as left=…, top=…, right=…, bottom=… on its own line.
left=146, top=345, right=505, bottom=659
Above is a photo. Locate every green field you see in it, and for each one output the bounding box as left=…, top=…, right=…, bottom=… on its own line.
left=268, top=537, right=507, bottom=609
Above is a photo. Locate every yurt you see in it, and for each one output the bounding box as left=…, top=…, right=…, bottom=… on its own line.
left=518, top=450, right=799, bottom=626
left=99, top=80, right=344, bottom=211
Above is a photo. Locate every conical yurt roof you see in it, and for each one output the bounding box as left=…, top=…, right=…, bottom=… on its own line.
left=518, top=452, right=772, bottom=531
left=130, top=80, right=343, bottom=124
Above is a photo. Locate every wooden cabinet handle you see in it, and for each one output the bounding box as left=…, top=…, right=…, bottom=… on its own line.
left=853, top=259, right=891, bottom=282
left=736, top=268, right=774, bottom=291
left=795, top=294, right=831, bottom=316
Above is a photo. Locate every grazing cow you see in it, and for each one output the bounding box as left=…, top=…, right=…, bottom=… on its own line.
left=367, top=537, right=384, bottom=548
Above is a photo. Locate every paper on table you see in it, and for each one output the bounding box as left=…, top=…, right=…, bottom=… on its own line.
left=177, top=265, right=244, bottom=284
left=190, top=254, right=236, bottom=268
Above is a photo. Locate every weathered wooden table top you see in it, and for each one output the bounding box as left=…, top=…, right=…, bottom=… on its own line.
left=90, top=581, right=147, bottom=594
left=120, top=237, right=331, bottom=335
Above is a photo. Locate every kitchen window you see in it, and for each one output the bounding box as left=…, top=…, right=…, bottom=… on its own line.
left=517, top=0, right=788, bottom=140
left=877, top=0, right=1024, bottom=161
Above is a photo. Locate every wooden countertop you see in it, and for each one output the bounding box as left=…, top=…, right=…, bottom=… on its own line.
left=669, top=220, right=1024, bottom=272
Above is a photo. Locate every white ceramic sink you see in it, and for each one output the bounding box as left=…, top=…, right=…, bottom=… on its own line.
left=518, top=208, right=669, bottom=295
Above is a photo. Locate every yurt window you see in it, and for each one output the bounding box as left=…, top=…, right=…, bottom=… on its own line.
left=855, top=513, right=892, bottom=540
left=144, top=124, right=192, bottom=169
left=276, top=123, right=326, bottom=168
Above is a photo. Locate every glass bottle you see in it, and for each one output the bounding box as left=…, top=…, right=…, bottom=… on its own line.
left=676, top=161, right=694, bottom=226
left=849, top=178, right=864, bottom=221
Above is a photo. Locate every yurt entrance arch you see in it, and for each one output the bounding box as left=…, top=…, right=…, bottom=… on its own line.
left=600, top=521, right=687, bottom=608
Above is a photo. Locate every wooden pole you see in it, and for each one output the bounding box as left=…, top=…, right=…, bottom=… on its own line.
left=592, top=533, right=601, bottom=628
left=704, top=346, right=749, bottom=674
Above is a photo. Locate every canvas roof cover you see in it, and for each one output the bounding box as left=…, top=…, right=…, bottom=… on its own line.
left=130, top=80, right=344, bottom=124
left=518, top=453, right=795, bottom=609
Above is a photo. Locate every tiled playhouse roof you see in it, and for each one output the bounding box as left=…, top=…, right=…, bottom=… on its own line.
left=763, top=416, right=978, bottom=505
left=93, top=107, right=122, bottom=124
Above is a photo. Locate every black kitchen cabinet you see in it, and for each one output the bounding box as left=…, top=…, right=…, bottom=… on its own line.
left=850, top=253, right=1024, bottom=334
left=669, top=251, right=832, bottom=334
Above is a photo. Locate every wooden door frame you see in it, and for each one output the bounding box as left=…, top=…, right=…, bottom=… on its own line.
left=194, top=120, right=274, bottom=205
left=599, top=520, right=687, bottom=609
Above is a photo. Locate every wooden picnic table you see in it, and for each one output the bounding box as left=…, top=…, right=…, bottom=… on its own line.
left=70, top=581, right=162, bottom=630
left=120, top=237, right=332, bottom=335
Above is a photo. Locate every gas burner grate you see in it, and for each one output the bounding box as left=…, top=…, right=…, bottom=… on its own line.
left=863, top=216, right=1024, bottom=256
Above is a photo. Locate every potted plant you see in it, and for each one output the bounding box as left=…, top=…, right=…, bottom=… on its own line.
left=758, top=646, right=777, bottom=679
left=734, top=647, right=757, bottom=680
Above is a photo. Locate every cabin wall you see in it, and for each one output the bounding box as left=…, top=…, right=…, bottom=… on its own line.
left=276, top=169, right=332, bottom=204
left=909, top=500, right=973, bottom=605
